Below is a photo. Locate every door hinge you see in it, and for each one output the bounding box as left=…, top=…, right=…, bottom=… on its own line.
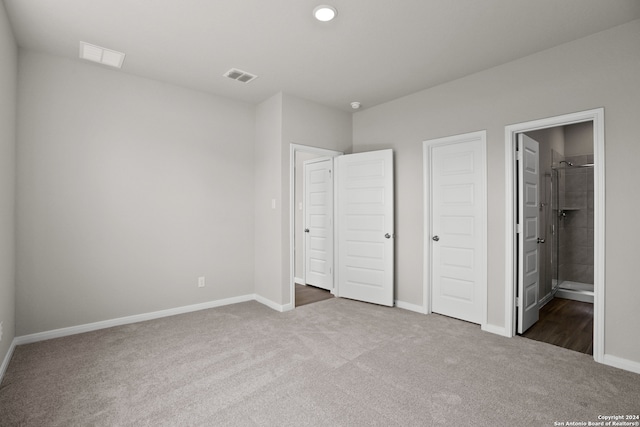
left=516, top=297, right=521, bottom=306
left=516, top=223, right=522, bottom=234
left=516, top=150, right=522, bottom=161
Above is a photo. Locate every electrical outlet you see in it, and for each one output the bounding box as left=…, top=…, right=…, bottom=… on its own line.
left=198, top=276, right=205, bottom=288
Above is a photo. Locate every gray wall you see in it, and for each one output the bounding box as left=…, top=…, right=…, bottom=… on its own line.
left=352, top=20, right=640, bottom=363
left=16, top=52, right=256, bottom=335
left=280, top=94, right=352, bottom=305
left=254, top=93, right=284, bottom=305
left=254, top=92, right=352, bottom=307
left=0, top=2, right=17, bottom=365
left=565, top=121, right=595, bottom=157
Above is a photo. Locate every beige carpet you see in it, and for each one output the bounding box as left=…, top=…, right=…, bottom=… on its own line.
left=1, top=298, right=638, bottom=426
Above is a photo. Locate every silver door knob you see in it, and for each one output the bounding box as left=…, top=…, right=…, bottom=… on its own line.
left=537, top=238, right=545, bottom=244
left=432, top=235, right=440, bottom=242
left=385, top=233, right=391, bottom=239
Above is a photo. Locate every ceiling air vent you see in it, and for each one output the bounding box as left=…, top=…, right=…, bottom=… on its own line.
left=224, top=68, right=258, bottom=84
left=79, top=42, right=126, bottom=69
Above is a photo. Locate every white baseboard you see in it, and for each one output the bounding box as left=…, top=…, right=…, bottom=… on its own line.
left=0, top=339, right=17, bottom=384
left=481, top=323, right=511, bottom=337
left=395, top=300, right=427, bottom=314
left=14, top=294, right=255, bottom=346
left=294, top=277, right=305, bottom=285
left=602, top=354, right=640, bottom=375
left=254, top=294, right=289, bottom=312
left=538, top=292, right=553, bottom=308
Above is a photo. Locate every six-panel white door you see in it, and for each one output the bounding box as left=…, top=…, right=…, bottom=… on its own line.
left=517, top=134, right=540, bottom=333
left=430, top=136, right=486, bottom=324
left=304, top=158, right=333, bottom=290
left=337, top=150, right=394, bottom=306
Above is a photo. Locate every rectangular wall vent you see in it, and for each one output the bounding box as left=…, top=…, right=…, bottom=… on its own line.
left=223, top=68, right=258, bottom=84
left=79, top=42, right=126, bottom=69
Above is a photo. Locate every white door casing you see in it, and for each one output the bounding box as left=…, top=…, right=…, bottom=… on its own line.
left=504, top=109, right=604, bottom=365
left=517, top=134, right=540, bottom=333
left=289, top=144, right=343, bottom=312
left=426, top=132, right=487, bottom=324
left=337, top=149, right=394, bottom=306
left=303, top=158, right=333, bottom=290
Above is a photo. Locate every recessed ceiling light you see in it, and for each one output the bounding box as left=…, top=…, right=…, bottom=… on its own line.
left=313, top=5, right=337, bottom=22
left=79, top=42, right=125, bottom=69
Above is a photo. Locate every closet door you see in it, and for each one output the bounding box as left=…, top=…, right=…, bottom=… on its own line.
left=304, top=158, right=333, bottom=290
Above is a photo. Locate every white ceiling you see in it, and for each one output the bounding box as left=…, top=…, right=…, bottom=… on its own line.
left=4, top=0, right=640, bottom=112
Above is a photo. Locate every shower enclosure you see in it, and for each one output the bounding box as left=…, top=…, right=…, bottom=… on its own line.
left=550, top=153, right=595, bottom=303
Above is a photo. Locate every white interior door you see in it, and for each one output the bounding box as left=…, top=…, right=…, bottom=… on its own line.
left=430, top=134, right=486, bottom=324
left=517, top=134, right=540, bottom=333
left=337, top=149, right=394, bottom=306
left=304, top=158, right=333, bottom=290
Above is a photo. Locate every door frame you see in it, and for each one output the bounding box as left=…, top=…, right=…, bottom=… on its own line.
left=423, top=130, right=488, bottom=326
left=504, top=108, right=605, bottom=363
left=289, top=144, right=343, bottom=309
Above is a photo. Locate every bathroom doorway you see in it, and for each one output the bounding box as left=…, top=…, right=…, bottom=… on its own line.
left=520, top=122, right=595, bottom=354
left=529, top=122, right=595, bottom=306
left=504, top=108, right=604, bottom=362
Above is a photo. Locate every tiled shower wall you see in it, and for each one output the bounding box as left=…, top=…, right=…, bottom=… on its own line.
left=558, top=154, right=594, bottom=285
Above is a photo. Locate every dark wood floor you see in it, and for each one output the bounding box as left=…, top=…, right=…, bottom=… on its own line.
left=295, top=283, right=334, bottom=307
left=522, top=297, right=593, bottom=355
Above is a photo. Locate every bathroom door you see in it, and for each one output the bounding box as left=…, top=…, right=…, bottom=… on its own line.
left=517, top=134, right=540, bottom=333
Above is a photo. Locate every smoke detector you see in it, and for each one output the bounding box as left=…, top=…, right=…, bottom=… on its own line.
left=351, top=101, right=361, bottom=110
left=223, top=68, right=258, bottom=84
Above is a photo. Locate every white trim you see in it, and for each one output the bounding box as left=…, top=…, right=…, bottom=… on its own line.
left=254, top=294, right=291, bottom=312
left=593, top=111, right=606, bottom=364
left=0, top=339, right=17, bottom=383
left=12, top=294, right=295, bottom=349
left=14, top=294, right=255, bottom=345
left=294, top=277, right=305, bottom=285
left=538, top=291, right=554, bottom=308
left=504, top=108, right=605, bottom=364
left=422, top=141, right=433, bottom=315
left=395, top=300, right=427, bottom=314
left=602, top=354, right=640, bottom=375
left=481, top=324, right=510, bottom=337
left=423, top=130, right=488, bottom=329
left=332, top=155, right=341, bottom=298
left=289, top=143, right=343, bottom=310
